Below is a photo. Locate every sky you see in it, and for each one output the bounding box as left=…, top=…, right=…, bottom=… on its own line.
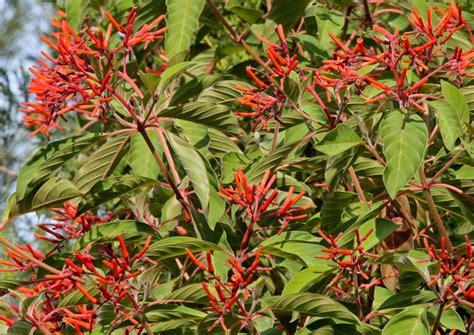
left=0, top=0, right=54, bottom=242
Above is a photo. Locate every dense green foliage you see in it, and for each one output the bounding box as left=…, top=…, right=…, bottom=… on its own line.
left=0, top=0, right=473, bottom=334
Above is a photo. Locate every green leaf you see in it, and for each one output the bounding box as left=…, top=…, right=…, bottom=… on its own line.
left=321, top=192, right=358, bottom=231
left=129, top=131, right=162, bottom=179
left=246, top=145, right=294, bottom=184
left=312, top=6, right=345, bottom=47
left=269, top=0, right=309, bottom=31
left=157, top=61, right=194, bottom=92
left=282, top=264, right=333, bottom=295
left=77, top=175, right=157, bottom=213
left=66, top=0, right=83, bottom=31
left=7, top=320, right=34, bottom=335
left=16, top=134, right=103, bottom=201
left=221, top=152, right=253, bottom=183
left=380, top=110, right=428, bottom=198
left=159, top=102, right=239, bottom=135
left=267, top=293, right=359, bottom=322
left=261, top=230, right=321, bottom=266
left=427, top=306, right=466, bottom=332
left=198, top=314, right=241, bottom=334
left=151, top=319, right=199, bottom=332
left=198, top=80, right=250, bottom=103
left=165, top=0, right=205, bottom=58
left=338, top=218, right=399, bottom=251
left=167, top=132, right=210, bottom=212
left=147, top=305, right=206, bottom=322
left=73, top=133, right=130, bottom=193
left=290, top=34, right=328, bottom=63
left=59, top=283, right=99, bottom=308
left=147, top=236, right=222, bottom=261
left=315, top=124, right=363, bottom=156
left=208, top=128, right=242, bottom=157
left=74, top=220, right=156, bottom=250
left=228, top=6, right=261, bottom=24
left=166, top=283, right=208, bottom=304
left=324, top=149, right=355, bottom=190
left=431, top=80, right=469, bottom=150
left=175, top=120, right=210, bottom=153
left=0, top=279, right=30, bottom=293
left=378, top=290, right=436, bottom=311
left=382, top=307, right=429, bottom=335
left=7, top=178, right=81, bottom=219
left=432, top=101, right=463, bottom=150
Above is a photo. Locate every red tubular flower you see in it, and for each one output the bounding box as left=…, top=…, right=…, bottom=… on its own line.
left=21, top=8, right=166, bottom=136
left=185, top=248, right=206, bottom=271
left=192, top=247, right=270, bottom=332
left=219, top=168, right=311, bottom=241
left=422, top=235, right=473, bottom=304
left=316, top=229, right=379, bottom=301
left=236, top=25, right=301, bottom=130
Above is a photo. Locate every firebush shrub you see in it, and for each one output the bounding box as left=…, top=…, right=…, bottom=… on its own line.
left=0, top=0, right=473, bottom=334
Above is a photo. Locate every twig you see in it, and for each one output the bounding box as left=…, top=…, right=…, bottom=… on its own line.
left=348, top=166, right=367, bottom=203
left=0, top=166, right=18, bottom=176
left=139, top=129, right=193, bottom=222
left=362, top=0, right=373, bottom=28
left=430, top=148, right=465, bottom=182
left=419, top=167, right=454, bottom=254
left=431, top=301, right=446, bottom=335
left=205, top=0, right=274, bottom=74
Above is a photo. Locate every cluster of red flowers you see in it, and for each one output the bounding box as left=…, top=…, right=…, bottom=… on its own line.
left=21, top=8, right=166, bottom=136
left=236, top=25, right=301, bottom=130
left=0, top=234, right=152, bottom=334
left=236, top=2, right=474, bottom=129
left=186, top=247, right=270, bottom=332
left=422, top=236, right=474, bottom=307
left=35, top=201, right=116, bottom=249
left=316, top=229, right=380, bottom=301
left=311, top=2, right=474, bottom=114
left=219, top=168, right=311, bottom=249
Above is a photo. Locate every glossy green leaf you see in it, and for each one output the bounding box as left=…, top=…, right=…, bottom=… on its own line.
left=157, top=61, right=194, bottom=92
left=269, top=0, right=309, bottom=31
left=66, top=0, right=83, bottom=31
left=312, top=6, right=345, bottom=46
left=59, top=283, right=99, bottom=308
left=320, top=192, right=358, bottom=231
left=16, top=134, right=103, bottom=201
left=246, top=145, right=294, bottom=184
left=228, top=6, right=261, bottom=24
left=267, top=293, right=359, bottom=322
left=74, top=220, right=156, bottom=250
left=0, top=279, right=30, bottom=292
left=282, top=263, right=333, bottom=295
left=378, top=290, right=436, bottom=311
left=198, top=80, right=250, bottom=103
left=147, top=236, right=222, bottom=261
left=7, top=320, right=34, bottom=335
left=166, top=283, right=208, bottom=304
left=159, top=102, right=239, bottom=135
left=382, top=307, right=429, bottom=335
left=427, top=305, right=466, bottom=332
left=208, top=128, right=242, bottom=157
left=7, top=178, right=80, bottom=219
left=129, top=131, right=162, bottom=179
left=73, top=133, right=131, bottom=193
left=380, top=110, right=428, bottom=198
left=167, top=132, right=210, bottom=212
left=431, top=80, right=469, bottom=150
left=77, top=175, right=157, bottom=213
left=315, top=124, right=363, bottom=156
left=165, top=0, right=205, bottom=58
